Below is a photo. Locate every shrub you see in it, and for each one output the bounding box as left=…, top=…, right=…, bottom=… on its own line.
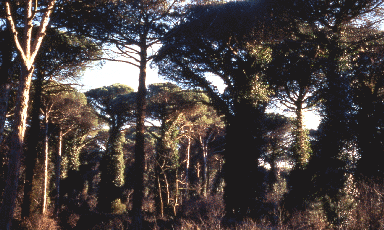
left=20, top=214, right=60, bottom=230
left=180, top=195, right=224, bottom=221
left=177, top=195, right=224, bottom=229
left=347, top=180, right=384, bottom=229
left=111, top=198, right=127, bottom=214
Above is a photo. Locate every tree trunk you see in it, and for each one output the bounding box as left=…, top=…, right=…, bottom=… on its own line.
left=185, top=134, right=191, bottom=198
left=0, top=83, right=11, bottom=145
left=0, top=65, right=34, bottom=230
left=0, top=1, right=55, bottom=228
left=131, top=35, right=147, bottom=230
left=173, top=169, right=179, bottom=216
left=154, top=111, right=172, bottom=217
left=223, top=103, right=266, bottom=221
left=54, top=126, right=62, bottom=217
left=156, top=175, right=164, bottom=217
left=0, top=27, right=13, bottom=146
left=21, top=70, right=44, bottom=218
left=200, top=136, right=208, bottom=197
left=294, top=85, right=310, bottom=169
left=42, top=111, right=50, bottom=214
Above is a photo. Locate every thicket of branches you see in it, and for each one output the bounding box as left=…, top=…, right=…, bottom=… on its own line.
left=1, top=0, right=384, bottom=229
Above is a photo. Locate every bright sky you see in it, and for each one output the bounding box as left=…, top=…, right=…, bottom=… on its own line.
left=79, top=60, right=165, bottom=92
left=79, top=55, right=321, bottom=130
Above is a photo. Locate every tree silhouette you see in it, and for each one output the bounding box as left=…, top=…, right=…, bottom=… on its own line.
left=352, top=43, right=384, bottom=179
left=154, top=0, right=295, bottom=220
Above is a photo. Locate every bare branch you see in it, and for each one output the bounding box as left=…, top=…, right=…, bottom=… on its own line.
left=5, top=2, right=27, bottom=65
left=30, top=0, right=56, bottom=66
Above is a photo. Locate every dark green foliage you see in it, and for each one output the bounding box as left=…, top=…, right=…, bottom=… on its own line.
left=351, top=45, right=384, bottom=179
left=86, top=84, right=135, bottom=213
left=98, top=133, right=126, bottom=213
left=278, top=1, right=384, bottom=226
left=155, top=0, right=290, bottom=220
left=85, top=84, right=135, bottom=124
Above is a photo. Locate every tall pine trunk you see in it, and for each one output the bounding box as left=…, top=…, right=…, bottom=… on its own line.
left=21, top=70, right=44, bottom=218
left=223, top=102, right=266, bottom=221
left=42, top=113, right=50, bottom=214
left=54, top=126, right=62, bottom=217
left=131, top=34, right=148, bottom=230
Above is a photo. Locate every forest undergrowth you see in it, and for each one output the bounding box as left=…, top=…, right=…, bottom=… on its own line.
left=11, top=179, right=384, bottom=230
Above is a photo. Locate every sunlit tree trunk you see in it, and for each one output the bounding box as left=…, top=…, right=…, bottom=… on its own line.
left=42, top=112, right=50, bottom=215
left=156, top=174, right=164, bottom=217
left=0, top=2, right=55, bottom=228
left=0, top=65, right=34, bottom=229
left=185, top=134, right=191, bottom=198
left=173, top=169, right=179, bottom=216
left=54, top=126, right=62, bottom=217
left=21, top=69, right=44, bottom=218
